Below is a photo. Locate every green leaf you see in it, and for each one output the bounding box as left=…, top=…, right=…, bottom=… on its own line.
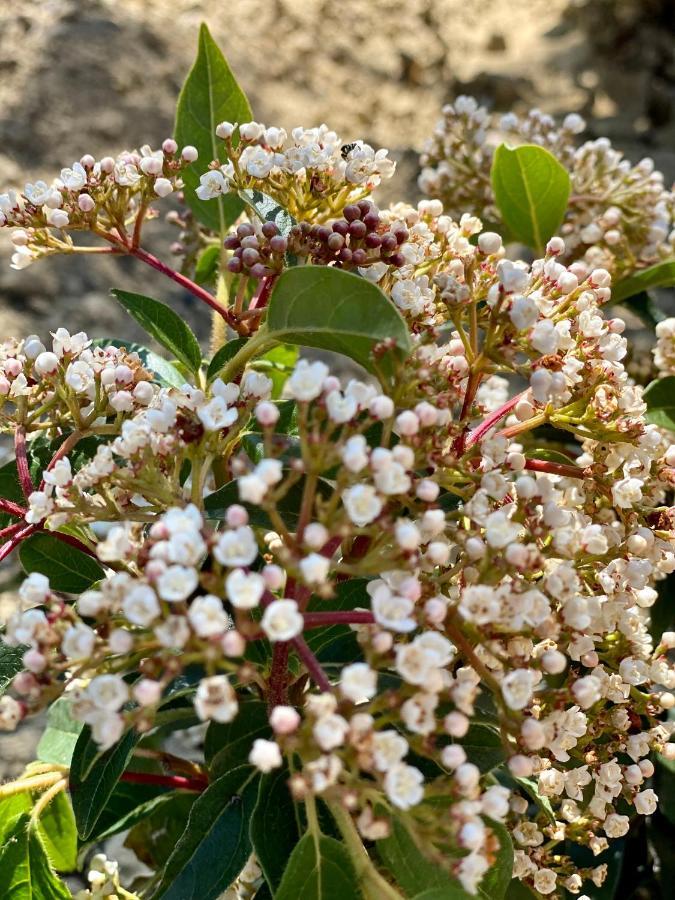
left=0, top=814, right=71, bottom=899
left=124, top=792, right=197, bottom=871
left=267, top=267, right=411, bottom=380
left=250, top=768, right=302, bottom=890
left=36, top=697, right=83, bottom=767
left=644, top=377, right=675, bottom=431
left=93, top=338, right=186, bottom=388
left=87, top=781, right=169, bottom=842
left=378, top=816, right=462, bottom=896
left=0, top=640, right=25, bottom=696
left=69, top=726, right=140, bottom=839
left=19, top=533, right=104, bottom=595
left=504, top=881, right=538, bottom=899
left=174, top=23, right=252, bottom=233
left=491, top=143, right=571, bottom=253
left=305, top=579, right=369, bottom=665
left=479, top=818, right=513, bottom=900
left=255, top=344, right=299, bottom=399
left=150, top=766, right=258, bottom=900
left=616, top=290, right=667, bottom=327
left=93, top=791, right=172, bottom=842
left=611, top=260, right=675, bottom=303
left=207, top=337, right=247, bottom=382
left=456, top=723, right=506, bottom=773
left=204, top=697, right=270, bottom=777
left=111, top=289, right=202, bottom=375
left=525, top=448, right=577, bottom=466
left=194, top=245, right=221, bottom=285
left=37, top=793, right=77, bottom=873
left=514, top=776, right=556, bottom=825
left=275, top=832, right=361, bottom=900
left=204, top=476, right=331, bottom=531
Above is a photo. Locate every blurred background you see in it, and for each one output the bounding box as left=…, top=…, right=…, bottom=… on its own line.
left=0, top=0, right=674, bottom=783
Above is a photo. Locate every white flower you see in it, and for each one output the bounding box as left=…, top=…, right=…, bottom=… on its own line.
left=225, top=569, right=265, bottom=610
left=484, top=508, right=522, bottom=548
left=60, top=162, right=87, bottom=191
left=198, top=396, right=238, bottom=431
left=19, top=572, right=50, bottom=608
left=241, top=371, right=273, bottom=400
left=25, top=491, right=51, bottom=524
left=240, top=145, right=278, bottom=178
left=533, top=869, right=557, bottom=895
left=261, top=599, right=303, bottom=642
left=188, top=595, right=229, bottom=637
left=214, top=526, right=258, bottom=568
left=154, top=177, right=173, bottom=197
left=269, top=705, right=301, bottom=734
left=634, top=788, right=658, bottom=815
left=87, top=674, right=129, bottom=711
left=384, top=763, right=424, bottom=810
left=501, top=669, right=539, bottom=710
left=195, top=675, right=238, bottom=723
left=341, top=435, right=369, bottom=473
left=604, top=813, right=630, bottom=837
left=326, top=390, right=358, bottom=424
left=612, top=476, right=643, bottom=509
left=314, top=713, right=350, bottom=750
left=287, top=359, right=328, bottom=402
left=340, top=663, right=377, bottom=702
left=372, top=730, right=409, bottom=771
left=62, top=623, right=96, bottom=659
left=156, top=565, right=199, bottom=602
left=497, top=259, right=529, bottom=293
left=299, top=553, right=330, bottom=585
left=0, top=696, right=22, bottom=732
left=369, top=581, right=417, bottom=633
left=342, top=485, right=383, bottom=527
left=249, top=738, right=283, bottom=772
left=195, top=168, right=231, bottom=200
left=572, top=674, right=603, bottom=709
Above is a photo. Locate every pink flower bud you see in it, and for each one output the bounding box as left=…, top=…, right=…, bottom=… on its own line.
left=162, top=139, right=178, bottom=155
left=270, top=705, right=301, bottom=734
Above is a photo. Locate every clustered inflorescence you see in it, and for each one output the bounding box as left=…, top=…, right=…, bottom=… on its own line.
left=419, top=97, right=675, bottom=279
left=0, top=103, right=674, bottom=900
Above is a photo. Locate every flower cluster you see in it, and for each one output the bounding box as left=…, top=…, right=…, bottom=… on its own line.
left=1, top=98, right=675, bottom=899
left=196, top=120, right=395, bottom=221
left=419, top=96, right=675, bottom=278
left=0, top=140, right=198, bottom=269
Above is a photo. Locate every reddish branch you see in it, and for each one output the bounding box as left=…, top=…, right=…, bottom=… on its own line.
left=303, top=611, right=374, bottom=628
left=524, top=458, right=584, bottom=479
left=14, top=427, right=35, bottom=500
left=120, top=771, right=208, bottom=792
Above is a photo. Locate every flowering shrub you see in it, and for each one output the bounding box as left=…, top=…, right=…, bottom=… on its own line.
left=1, top=22, right=675, bottom=900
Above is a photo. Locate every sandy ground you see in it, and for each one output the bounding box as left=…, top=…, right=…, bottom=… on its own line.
left=0, top=0, right=674, bottom=775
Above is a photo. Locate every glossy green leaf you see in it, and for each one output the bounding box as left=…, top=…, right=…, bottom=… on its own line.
left=69, top=726, right=140, bottom=839
left=204, top=698, right=270, bottom=777
left=207, top=337, right=247, bottom=382
left=275, top=832, right=361, bottom=900
left=479, top=818, right=513, bottom=900
left=111, top=289, right=202, bottom=375
left=611, top=260, right=675, bottom=303
left=87, top=781, right=169, bottom=842
left=19, top=534, right=104, bottom=595
left=37, top=792, right=77, bottom=873
left=174, top=23, right=252, bottom=233
left=194, top=245, right=221, bottom=285
left=124, top=792, right=197, bottom=871
left=1, top=640, right=25, bottom=696
left=644, top=377, right=675, bottom=431
left=514, top=776, right=556, bottom=825
left=36, top=697, right=83, bottom=767
left=250, top=768, right=302, bottom=890
left=378, top=816, right=462, bottom=897
left=93, top=338, right=186, bottom=388
left=504, top=881, right=538, bottom=899
left=0, top=814, right=71, bottom=899
left=150, top=766, right=257, bottom=900
left=491, top=143, right=570, bottom=253
left=456, top=723, right=506, bottom=773
left=267, top=267, right=411, bottom=380
left=0, top=457, right=25, bottom=528
left=255, top=343, right=299, bottom=399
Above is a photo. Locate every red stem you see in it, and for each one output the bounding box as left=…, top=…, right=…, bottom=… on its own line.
left=291, top=635, right=332, bottom=692
left=14, top=427, right=35, bottom=500
left=0, top=520, right=26, bottom=542
left=249, top=274, right=277, bottom=311
left=303, top=611, right=374, bottom=627
left=465, top=390, right=527, bottom=450
left=0, top=524, right=37, bottom=562
left=268, top=642, right=290, bottom=708
left=0, top=498, right=27, bottom=518
left=524, top=458, right=584, bottom=479
left=119, top=771, right=207, bottom=792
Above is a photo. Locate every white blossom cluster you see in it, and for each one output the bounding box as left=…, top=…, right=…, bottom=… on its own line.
left=196, top=120, right=395, bottom=220
left=1, top=138, right=675, bottom=895
left=0, top=139, right=197, bottom=268
left=418, top=96, right=675, bottom=278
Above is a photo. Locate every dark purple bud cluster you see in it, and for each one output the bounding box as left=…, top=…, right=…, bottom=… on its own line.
left=290, top=201, right=408, bottom=270
left=224, top=221, right=288, bottom=279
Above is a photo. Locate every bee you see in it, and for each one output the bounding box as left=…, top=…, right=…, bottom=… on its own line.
left=340, top=142, right=360, bottom=159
